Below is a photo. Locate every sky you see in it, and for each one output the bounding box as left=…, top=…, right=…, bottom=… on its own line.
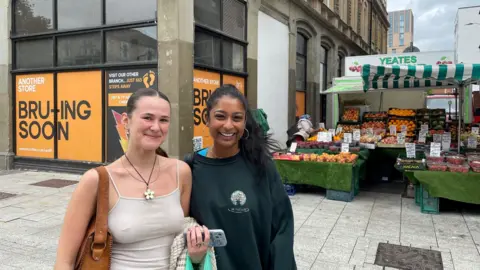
left=387, top=0, right=480, bottom=52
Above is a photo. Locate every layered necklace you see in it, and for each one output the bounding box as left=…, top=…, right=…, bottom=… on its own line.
left=124, top=154, right=157, bottom=200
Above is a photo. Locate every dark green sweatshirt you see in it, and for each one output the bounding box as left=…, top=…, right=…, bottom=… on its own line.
left=188, top=151, right=296, bottom=270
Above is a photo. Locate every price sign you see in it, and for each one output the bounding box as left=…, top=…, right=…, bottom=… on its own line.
left=389, top=125, right=397, bottom=135
left=468, top=136, right=478, bottom=149
left=367, top=128, right=374, bottom=136
left=344, top=133, right=353, bottom=143
left=433, top=134, right=442, bottom=143
left=319, top=123, right=325, bottom=129
left=326, top=132, right=332, bottom=142
left=421, top=124, right=429, bottom=131
left=430, top=142, right=441, bottom=157
left=329, top=129, right=336, bottom=137
left=341, top=143, right=350, bottom=153
left=405, top=143, right=416, bottom=158
left=401, top=125, right=407, bottom=133
left=418, top=130, right=427, bottom=143
left=397, top=132, right=406, bottom=144
left=336, top=126, right=343, bottom=134
left=317, top=132, right=327, bottom=142
left=472, top=127, right=479, bottom=135
left=353, top=129, right=361, bottom=141
left=442, top=133, right=451, bottom=151
left=289, top=142, right=297, bottom=153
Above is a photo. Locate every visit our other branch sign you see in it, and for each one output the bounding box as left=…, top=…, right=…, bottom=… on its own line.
left=15, top=71, right=103, bottom=162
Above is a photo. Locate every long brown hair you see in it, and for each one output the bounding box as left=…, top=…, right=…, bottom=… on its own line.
left=125, top=88, right=170, bottom=158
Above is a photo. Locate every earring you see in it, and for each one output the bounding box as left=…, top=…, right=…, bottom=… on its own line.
left=243, top=128, right=250, bottom=139
left=126, top=129, right=130, bottom=139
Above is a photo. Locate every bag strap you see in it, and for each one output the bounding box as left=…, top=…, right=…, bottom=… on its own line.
left=92, top=166, right=110, bottom=260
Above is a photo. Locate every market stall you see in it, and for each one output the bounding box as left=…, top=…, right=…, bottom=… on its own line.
left=359, top=63, right=480, bottom=213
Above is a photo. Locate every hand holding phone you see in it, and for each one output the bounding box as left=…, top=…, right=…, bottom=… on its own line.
left=184, top=229, right=227, bottom=247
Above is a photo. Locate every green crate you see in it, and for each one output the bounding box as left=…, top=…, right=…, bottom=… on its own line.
left=414, top=184, right=422, bottom=206
left=354, top=176, right=359, bottom=196
left=420, top=184, right=439, bottom=214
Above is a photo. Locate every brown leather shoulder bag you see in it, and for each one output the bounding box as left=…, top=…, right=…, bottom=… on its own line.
left=74, top=166, right=113, bottom=270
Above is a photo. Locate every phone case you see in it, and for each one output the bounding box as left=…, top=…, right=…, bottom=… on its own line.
left=184, top=229, right=227, bottom=247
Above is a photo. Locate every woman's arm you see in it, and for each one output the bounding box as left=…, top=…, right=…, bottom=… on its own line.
left=178, top=160, right=192, bottom=217
left=268, top=163, right=297, bottom=270
left=54, top=169, right=100, bottom=270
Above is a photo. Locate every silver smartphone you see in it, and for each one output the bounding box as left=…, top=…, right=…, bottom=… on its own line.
left=183, top=229, right=227, bottom=247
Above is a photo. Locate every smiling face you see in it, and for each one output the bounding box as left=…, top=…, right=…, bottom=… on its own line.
left=122, top=96, right=170, bottom=151
left=207, top=96, right=246, bottom=149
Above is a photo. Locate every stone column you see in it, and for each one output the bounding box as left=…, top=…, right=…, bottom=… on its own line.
left=0, top=0, right=13, bottom=170
left=246, top=0, right=261, bottom=109
left=288, top=19, right=297, bottom=127
left=157, top=0, right=194, bottom=159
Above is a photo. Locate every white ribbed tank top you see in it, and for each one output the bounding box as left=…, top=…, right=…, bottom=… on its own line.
left=106, top=161, right=184, bottom=270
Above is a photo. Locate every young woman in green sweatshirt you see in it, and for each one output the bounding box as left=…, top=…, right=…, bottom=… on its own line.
left=185, top=84, right=297, bottom=269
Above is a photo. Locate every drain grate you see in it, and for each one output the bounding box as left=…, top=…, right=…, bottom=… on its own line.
left=375, top=242, right=443, bottom=270
left=0, top=192, right=17, bottom=200
left=30, top=179, right=78, bottom=188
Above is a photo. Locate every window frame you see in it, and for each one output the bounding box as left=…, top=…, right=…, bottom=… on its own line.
left=11, top=0, right=158, bottom=72
left=296, top=33, right=308, bottom=92
left=193, top=0, right=248, bottom=80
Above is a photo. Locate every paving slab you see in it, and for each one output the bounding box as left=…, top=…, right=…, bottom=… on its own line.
left=1, top=171, right=480, bottom=269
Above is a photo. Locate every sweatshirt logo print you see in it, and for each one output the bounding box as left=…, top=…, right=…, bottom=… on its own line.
left=228, top=190, right=249, bottom=213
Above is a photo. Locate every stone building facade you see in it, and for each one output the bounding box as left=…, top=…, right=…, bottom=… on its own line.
left=0, top=0, right=388, bottom=171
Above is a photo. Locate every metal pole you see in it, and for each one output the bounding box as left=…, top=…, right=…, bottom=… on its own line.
left=458, top=85, right=463, bottom=153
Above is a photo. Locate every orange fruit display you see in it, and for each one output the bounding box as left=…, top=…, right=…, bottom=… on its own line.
left=388, top=119, right=416, bottom=133
left=388, top=108, right=415, bottom=117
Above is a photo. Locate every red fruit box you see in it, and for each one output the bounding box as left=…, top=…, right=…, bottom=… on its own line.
left=448, top=164, right=469, bottom=173
left=425, top=153, right=445, bottom=163
left=469, top=160, right=480, bottom=173
left=446, top=155, right=466, bottom=165
left=427, top=162, right=448, bottom=172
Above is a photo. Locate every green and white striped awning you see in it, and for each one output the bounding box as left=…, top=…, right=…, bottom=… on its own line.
left=361, top=64, right=480, bottom=92
left=323, top=77, right=364, bottom=94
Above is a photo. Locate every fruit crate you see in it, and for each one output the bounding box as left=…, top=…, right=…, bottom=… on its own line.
left=420, top=184, right=440, bottom=214
left=327, top=175, right=355, bottom=202
left=341, top=107, right=361, bottom=123
left=387, top=107, right=416, bottom=118
left=326, top=188, right=354, bottom=202
left=395, top=153, right=426, bottom=172
left=284, top=184, right=296, bottom=196
left=414, top=184, right=422, bottom=206
left=362, top=111, right=388, bottom=122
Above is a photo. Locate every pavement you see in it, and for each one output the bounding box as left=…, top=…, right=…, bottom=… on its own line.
left=0, top=170, right=479, bottom=270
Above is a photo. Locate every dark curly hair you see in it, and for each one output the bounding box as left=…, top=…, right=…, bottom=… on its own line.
left=206, top=84, right=281, bottom=174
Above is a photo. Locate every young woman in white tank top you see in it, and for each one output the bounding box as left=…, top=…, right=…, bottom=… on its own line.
left=54, top=88, right=210, bottom=269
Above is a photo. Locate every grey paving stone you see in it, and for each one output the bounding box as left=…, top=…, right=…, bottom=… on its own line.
left=310, top=260, right=354, bottom=270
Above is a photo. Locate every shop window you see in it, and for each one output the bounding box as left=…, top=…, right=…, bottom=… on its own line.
left=106, top=26, right=158, bottom=63
left=222, top=0, right=246, bottom=40
left=16, top=39, right=53, bottom=69
left=14, top=0, right=54, bottom=35
left=194, top=31, right=221, bottom=68
left=106, top=0, right=157, bottom=24
left=320, top=46, right=329, bottom=91
left=58, top=0, right=101, bottom=30
left=337, top=54, right=344, bottom=77
left=296, top=33, right=307, bottom=91
left=57, top=33, right=102, bottom=66
left=195, top=0, right=221, bottom=30
left=222, top=41, right=244, bottom=72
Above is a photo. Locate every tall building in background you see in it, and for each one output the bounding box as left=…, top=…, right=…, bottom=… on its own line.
left=387, top=9, right=414, bottom=54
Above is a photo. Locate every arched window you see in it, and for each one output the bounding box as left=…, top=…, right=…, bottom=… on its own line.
left=296, top=33, right=308, bottom=116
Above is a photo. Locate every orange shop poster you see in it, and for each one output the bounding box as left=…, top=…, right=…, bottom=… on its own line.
left=222, top=74, right=245, bottom=94
left=57, top=71, right=103, bottom=162
left=16, top=74, right=54, bottom=158
left=193, top=69, right=220, bottom=151
left=106, top=69, right=158, bottom=162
